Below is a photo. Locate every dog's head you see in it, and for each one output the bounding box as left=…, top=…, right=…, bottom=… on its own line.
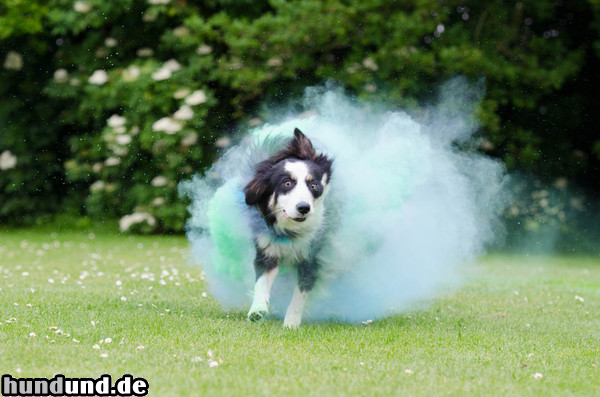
left=244, top=128, right=333, bottom=228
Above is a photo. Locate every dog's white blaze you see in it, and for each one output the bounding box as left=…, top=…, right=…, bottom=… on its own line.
left=251, top=158, right=330, bottom=327
left=283, top=286, right=307, bottom=329
left=278, top=161, right=314, bottom=218
left=248, top=266, right=279, bottom=316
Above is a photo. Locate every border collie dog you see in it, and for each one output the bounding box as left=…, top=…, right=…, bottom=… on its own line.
left=244, top=128, right=333, bottom=328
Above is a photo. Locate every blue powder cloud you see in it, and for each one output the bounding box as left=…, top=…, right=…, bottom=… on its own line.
left=180, top=80, right=509, bottom=322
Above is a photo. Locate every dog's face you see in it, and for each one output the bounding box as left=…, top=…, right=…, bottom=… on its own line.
left=244, top=129, right=333, bottom=230
left=268, top=158, right=329, bottom=223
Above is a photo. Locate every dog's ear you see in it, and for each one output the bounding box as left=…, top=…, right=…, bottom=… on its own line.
left=290, top=128, right=317, bottom=160
left=244, top=162, right=271, bottom=206
left=314, top=153, right=333, bottom=182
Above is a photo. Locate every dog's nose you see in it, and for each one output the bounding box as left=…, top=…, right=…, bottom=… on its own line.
left=296, top=202, right=311, bottom=215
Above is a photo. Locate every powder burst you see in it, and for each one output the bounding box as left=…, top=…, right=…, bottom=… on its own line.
left=180, top=79, right=509, bottom=322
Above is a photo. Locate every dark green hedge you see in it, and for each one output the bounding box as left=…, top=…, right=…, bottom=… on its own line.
left=1, top=0, right=599, bottom=233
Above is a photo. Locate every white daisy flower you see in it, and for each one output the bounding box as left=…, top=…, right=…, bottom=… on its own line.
left=533, top=373, right=543, bottom=379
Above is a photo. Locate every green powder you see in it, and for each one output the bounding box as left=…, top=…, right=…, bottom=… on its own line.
left=207, top=179, right=253, bottom=281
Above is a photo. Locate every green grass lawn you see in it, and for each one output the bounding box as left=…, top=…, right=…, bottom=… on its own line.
left=0, top=226, right=598, bottom=396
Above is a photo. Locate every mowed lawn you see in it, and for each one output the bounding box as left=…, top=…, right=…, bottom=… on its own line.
left=0, top=226, right=598, bottom=396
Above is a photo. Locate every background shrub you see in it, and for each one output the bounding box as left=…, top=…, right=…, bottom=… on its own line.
left=1, top=0, right=599, bottom=241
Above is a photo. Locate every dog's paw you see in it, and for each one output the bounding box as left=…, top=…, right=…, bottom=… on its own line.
left=248, top=309, right=267, bottom=322
left=247, top=302, right=269, bottom=322
left=283, top=313, right=302, bottom=329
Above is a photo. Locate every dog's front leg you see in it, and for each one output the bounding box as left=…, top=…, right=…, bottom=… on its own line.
left=284, top=259, right=317, bottom=329
left=248, top=247, right=278, bottom=322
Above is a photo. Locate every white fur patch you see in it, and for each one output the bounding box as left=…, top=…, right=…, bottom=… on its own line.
left=283, top=286, right=307, bottom=329
left=277, top=161, right=313, bottom=219
left=248, top=266, right=279, bottom=318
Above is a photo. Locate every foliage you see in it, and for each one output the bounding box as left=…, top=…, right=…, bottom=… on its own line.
left=1, top=0, right=599, bottom=232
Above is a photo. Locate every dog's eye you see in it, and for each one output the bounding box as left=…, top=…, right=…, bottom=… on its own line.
left=283, top=180, right=293, bottom=187
left=310, top=183, right=318, bottom=190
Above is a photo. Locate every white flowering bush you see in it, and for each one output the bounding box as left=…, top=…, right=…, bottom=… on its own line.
left=38, top=1, right=223, bottom=232
left=1, top=0, right=600, bottom=237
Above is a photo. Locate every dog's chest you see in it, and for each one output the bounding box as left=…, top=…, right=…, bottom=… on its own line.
left=256, top=232, right=312, bottom=265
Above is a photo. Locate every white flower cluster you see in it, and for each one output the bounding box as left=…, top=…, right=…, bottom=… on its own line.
left=150, top=89, right=208, bottom=137
left=4, top=51, right=23, bottom=71
left=185, top=90, right=207, bottom=106
left=119, top=212, right=156, bottom=232
left=150, top=176, right=168, bottom=187
left=0, top=151, right=17, bottom=170
left=152, top=59, right=181, bottom=81
left=89, top=70, right=108, bottom=85
left=74, top=1, right=93, bottom=13
left=122, top=65, right=141, bottom=82
left=54, top=69, right=69, bottom=83
left=152, top=118, right=182, bottom=135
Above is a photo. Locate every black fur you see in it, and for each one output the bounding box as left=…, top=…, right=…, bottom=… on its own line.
left=253, top=244, right=278, bottom=279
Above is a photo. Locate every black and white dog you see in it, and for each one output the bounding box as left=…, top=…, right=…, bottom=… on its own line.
left=244, top=128, right=333, bottom=328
